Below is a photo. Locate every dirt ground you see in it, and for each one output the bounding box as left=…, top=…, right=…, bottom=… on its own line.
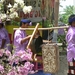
left=55, top=52, right=68, bottom=75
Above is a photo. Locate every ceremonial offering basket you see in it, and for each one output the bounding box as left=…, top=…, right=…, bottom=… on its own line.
left=42, top=43, right=59, bottom=73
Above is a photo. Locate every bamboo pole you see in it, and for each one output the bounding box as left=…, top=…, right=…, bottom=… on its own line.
left=13, top=26, right=69, bottom=31
left=27, top=23, right=39, bottom=49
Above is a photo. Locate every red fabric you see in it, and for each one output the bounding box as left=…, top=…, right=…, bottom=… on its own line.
left=33, top=56, right=43, bottom=71
left=41, top=0, right=45, bottom=10
left=9, top=34, right=12, bottom=44
left=51, top=0, right=55, bottom=8
left=68, top=59, right=75, bottom=75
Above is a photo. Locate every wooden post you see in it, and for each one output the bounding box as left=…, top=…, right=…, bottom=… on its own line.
left=54, top=0, right=59, bottom=27
left=52, top=0, right=59, bottom=43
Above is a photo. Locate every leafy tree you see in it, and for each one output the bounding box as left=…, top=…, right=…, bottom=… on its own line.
left=59, top=5, right=74, bottom=24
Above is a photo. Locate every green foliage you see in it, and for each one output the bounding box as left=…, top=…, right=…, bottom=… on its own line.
left=43, top=20, right=53, bottom=27
left=59, top=5, right=74, bottom=24
left=39, top=20, right=53, bottom=27
left=11, top=20, right=20, bottom=25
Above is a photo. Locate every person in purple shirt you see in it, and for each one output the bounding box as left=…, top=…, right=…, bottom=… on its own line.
left=0, top=21, right=10, bottom=50
left=66, top=14, right=75, bottom=75
left=14, top=19, right=31, bottom=53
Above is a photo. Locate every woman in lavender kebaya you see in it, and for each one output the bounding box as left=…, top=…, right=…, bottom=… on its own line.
left=66, top=14, right=75, bottom=75
left=14, top=19, right=32, bottom=53
left=0, top=20, right=10, bottom=50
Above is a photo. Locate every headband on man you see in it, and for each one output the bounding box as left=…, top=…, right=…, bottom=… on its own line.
left=21, top=19, right=32, bottom=26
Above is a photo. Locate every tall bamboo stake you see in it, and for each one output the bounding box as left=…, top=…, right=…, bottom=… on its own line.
left=27, top=23, right=39, bottom=49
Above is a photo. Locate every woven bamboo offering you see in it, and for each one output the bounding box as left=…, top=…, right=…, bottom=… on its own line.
left=42, top=43, right=59, bottom=73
